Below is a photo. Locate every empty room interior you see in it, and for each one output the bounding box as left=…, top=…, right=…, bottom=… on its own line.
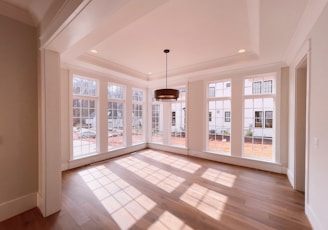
left=0, top=0, right=328, bottom=229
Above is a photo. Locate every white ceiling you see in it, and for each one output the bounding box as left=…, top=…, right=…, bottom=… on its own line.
left=1, top=0, right=316, bottom=82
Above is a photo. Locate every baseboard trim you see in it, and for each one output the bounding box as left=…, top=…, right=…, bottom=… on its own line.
left=306, top=204, right=324, bottom=230
left=188, top=150, right=287, bottom=174
left=0, top=193, right=37, bottom=222
left=287, top=168, right=295, bottom=188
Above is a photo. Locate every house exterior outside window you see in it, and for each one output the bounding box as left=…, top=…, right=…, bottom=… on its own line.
left=244, top=75, right=275, bottom=160
left=207, top=80, right=231, bottom=154
left=132, top=88, right=145, bottom=145
left=150, top=92, right=163, bottom=143
left=72, top=75, right=98, bottom=159
left=170, top=87, right=186, bottom=147
left=108, top=83, right=125, bottom=149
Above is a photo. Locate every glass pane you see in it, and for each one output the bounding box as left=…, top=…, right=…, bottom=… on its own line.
left=73, top=76, right=96, bottom=96
left=72, top=99, right=97, bottom=159
left=170, top=102, right=186, bottom=147
left=132, top=89, right=143, bottom=102
left=132, top=103, right=144, bottom=145
left=108, top=83, right=124, bottom=99
left=208, top=99, right=231, bottom=154
left=151, top=104, right=163, bottom=143
left=108, top=102, right=124, bottom=149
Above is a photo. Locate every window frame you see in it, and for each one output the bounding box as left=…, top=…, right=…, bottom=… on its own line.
left=206, top=79, right=232, bottom=154
left=71, top=75, right=99, bottom=160
left=132, top=88, right=145, bottom=145
left=107, top=82, right=126, bottom=150
left=243, top=74, right=276, bottom=161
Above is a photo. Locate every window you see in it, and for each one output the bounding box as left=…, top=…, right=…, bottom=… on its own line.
left=208, top=86, right=215, bottom=98
left=207, top=81, right=231, bottom=154
left=172, top=112, right=176, bottom=126
left=244, top=75, right=275, bottom=160
left=265, top=111, right=273, bottom=128
left=225, top=111, right=231, bottom=123
left=151, top=103, right=163, bottom=143
left=252, top=82, right=262, bottom=94
left=208, top=112, right=212, bottom=122
left=263, top=80, right=273, bottom=94
left=72, top=76, right=97, bottom=159
left=254, top=111, right=263, bottom=127
left=247, top=79, right=273, bottom=95
left=108, top=83, right=125, bottom=149
left=170, top=87, right=186, bottom=147
left=132, top=89, right=144, bottom=145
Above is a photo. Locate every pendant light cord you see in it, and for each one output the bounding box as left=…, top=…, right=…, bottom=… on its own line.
left=165, top=51, right=168, bottom=88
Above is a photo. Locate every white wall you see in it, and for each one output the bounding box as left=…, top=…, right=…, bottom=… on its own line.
left=0, top=15, right=38, bottom=221
left=305, top=3, right=328, bottom=229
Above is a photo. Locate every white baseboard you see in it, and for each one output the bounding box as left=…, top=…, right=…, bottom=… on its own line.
left=0, top=193, right=37, bottom=222
left=306, top=204, right=324, bottom=230
left=62, top=144, right=147, bottom=171
left=188, top=150, right=287, bottom=174
left=146, top=143, right=188, bottom=155
left=287, top=168, right=295, bottom=188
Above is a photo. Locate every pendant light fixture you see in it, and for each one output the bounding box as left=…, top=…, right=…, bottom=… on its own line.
left=154, top=49, right=179, bottom=101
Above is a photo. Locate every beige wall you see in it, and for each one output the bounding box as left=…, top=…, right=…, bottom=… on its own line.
left=306, top=3, right=328, bottom=229
left=0, top=15, right=38, bottom=203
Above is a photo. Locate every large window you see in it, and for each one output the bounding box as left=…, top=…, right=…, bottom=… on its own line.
left=170, top=87, right=186, bottom=147
left=151, top=103, right=163, bottom=143
left=207, top=80, right=231, bottom=154
left=132, top=88, right=144, bottom=145
left=244, top=75, right=275, bottom=160
left=108, top=83, right=125, bottom=149
left=72, top=76, right=97, bottom=159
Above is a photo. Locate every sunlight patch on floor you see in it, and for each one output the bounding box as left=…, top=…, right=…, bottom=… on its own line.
left=180, top=183, right=227, bottom=220
left=116, top=156, right=185, bottom=193
left=140, top=150, right=201, bottom=174
left=149, top=211, right=193, bottom=230
left=201, top=168, right=236, bottom=187
left=79, top=165, right=156, bottom=230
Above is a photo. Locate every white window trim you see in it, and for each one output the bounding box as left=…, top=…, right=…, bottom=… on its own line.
left=70, top=74, right=100, bottom=160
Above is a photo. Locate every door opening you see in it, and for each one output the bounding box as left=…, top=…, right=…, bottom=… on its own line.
left=294, top=57, right=307, bottom=192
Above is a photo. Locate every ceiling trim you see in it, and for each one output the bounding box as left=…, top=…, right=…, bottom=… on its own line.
left=284, top=0, right=328, bottom=64
left=149, top=52, right=259, bottom=80
left=0, top=1, right=36, bottom=26
left=39, top=0, right=88, bottom=49
left=64, top=60, right=149, bottom=88
left=77, top=54, right=149, bottom=81
left=76, top=51, right=259, bottom=83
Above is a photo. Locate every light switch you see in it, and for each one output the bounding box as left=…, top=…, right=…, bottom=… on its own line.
left=314, top=137, right=319, bottom=149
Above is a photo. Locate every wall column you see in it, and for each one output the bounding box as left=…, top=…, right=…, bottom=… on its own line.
left=38, top=49, right=62, bottom=216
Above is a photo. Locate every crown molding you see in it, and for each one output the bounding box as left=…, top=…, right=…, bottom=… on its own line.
left=0, top=1, right=36, bottom=27
left=149, top=51, right=259, bottom=80
left=63, top=60, right=149, bottom=88
left=284, top=0, right=328, bottom=64
left=39, top=0, right=88, bottom=49
left=77, top=54, right=149, bottom=81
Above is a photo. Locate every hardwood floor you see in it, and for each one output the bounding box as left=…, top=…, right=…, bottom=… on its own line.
left=0, top=149, right=312, bottom=230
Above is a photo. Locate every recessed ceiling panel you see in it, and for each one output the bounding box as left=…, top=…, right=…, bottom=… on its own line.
left=91, top=0, right=251, bottom=76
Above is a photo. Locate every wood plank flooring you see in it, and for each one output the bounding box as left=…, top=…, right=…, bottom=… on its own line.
left=0, top=149, right=312, bottom=230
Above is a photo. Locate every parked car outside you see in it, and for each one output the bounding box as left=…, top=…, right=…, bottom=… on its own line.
left=77, top=130, right=96, bottom=139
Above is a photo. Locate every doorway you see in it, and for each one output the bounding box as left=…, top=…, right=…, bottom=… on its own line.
left=294, top=56, right=308, bottom=192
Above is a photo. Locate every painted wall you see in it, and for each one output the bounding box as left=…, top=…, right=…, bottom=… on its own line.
left=0, top=15, right=37, bottom=218
left=306, top=4, right=328, bottom=229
